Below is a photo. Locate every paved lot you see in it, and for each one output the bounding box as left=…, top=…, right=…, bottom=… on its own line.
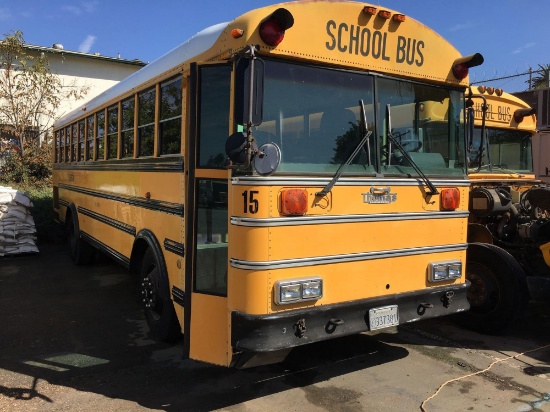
left=1, top=244, right=549, bottom=412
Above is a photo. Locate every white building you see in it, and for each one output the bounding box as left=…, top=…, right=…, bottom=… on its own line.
left=1, top=43, right=146, bottom=145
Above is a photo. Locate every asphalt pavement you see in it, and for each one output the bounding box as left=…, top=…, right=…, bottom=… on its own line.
left=1, top=244, right=549, bottom=412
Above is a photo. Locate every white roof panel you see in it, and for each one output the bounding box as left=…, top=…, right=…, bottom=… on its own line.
left=57, top=22, right=228, bottom=126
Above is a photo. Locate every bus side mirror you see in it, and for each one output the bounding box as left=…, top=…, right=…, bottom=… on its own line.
left=234, top=57, right=264, bottom=127
left=225, top=132, right=248, bottom=164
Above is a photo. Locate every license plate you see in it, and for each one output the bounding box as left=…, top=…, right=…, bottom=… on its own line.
left=369, top=305, right=399, bottom=330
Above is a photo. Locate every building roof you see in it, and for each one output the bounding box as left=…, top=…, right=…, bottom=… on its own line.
left=22, top=43, right=147, bottom=67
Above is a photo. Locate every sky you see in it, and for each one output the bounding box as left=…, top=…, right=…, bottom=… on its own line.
left=1, top=0, right=549, bottom=92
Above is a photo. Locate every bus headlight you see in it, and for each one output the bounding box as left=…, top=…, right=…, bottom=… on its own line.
left=429, top=261, right=462, bottom=282
left=275, top=278, right=323, bottom=305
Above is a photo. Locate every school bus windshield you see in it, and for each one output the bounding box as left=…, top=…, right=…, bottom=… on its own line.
left=468, top=128, right=533, bottom=173
left=253, top=59, right=466, bottom=177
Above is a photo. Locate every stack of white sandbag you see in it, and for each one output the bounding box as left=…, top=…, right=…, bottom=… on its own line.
left=0, top=186, right=39, bottom=256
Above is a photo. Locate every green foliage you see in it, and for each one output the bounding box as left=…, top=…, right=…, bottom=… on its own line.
left=0, top=30, right=89, bottom=152
left=0, top=141, right=52, bottom=188
left=531, top=64, right=550, bottom=90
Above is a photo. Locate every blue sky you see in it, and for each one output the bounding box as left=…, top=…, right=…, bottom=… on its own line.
left=1, top=1, right=548, bottom=91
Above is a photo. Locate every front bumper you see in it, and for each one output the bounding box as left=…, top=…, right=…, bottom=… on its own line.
left=231, top=282, right=469, bottom=353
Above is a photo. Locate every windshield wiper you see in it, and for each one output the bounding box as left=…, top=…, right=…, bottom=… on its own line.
left=386, top=104, right=439, bottom=196
left=316, top=100, right=372, bottom=197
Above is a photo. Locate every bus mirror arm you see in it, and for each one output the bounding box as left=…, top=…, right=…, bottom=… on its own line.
left=229, top=45, right=265, bottom=168
left=233, top=45, right=265, bottom=129
left=465, top=92, right=488, bottom=172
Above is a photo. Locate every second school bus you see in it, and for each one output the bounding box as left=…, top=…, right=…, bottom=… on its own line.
left=52, top=1, right=483, bottom=367
left=464, top=86, right=550, bottom=333
left=410, top=87, right=550, bottom=333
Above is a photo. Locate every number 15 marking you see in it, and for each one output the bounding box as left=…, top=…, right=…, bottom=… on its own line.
left=242, top=190, right=259, bottom=214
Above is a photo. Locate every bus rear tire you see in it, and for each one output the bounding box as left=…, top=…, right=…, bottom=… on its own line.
left=66, top=211, right=95, bottom=265
left=456, top=243, right=528, bottom=334
left=139, top=248, right=181, bottom=343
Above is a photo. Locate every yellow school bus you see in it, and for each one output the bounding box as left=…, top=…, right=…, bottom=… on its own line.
left=462, top=86, right=550, bottom=333
left=52, top=2, right=483, bottom=367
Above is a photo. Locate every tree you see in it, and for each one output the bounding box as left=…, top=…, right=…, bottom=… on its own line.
left=531, top=64, right=550, bottom=90
left=0, top=30, right=89, bottom=154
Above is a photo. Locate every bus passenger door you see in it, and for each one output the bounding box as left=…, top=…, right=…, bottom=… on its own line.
left=185, top=63, right=232, bottom=366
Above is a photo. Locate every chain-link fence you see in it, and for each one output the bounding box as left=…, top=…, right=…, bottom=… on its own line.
left=470, top=67, right=550, bottom=93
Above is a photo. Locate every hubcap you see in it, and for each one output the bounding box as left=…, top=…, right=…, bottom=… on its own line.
left=466, top=273, right=488, bottom=307
left=141, top=277, right=157, bottom=309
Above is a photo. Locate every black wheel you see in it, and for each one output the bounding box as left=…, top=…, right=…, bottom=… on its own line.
left=139, top=248, right=181, bottom=343
left=66, top=211, right=95, bottom=265
left=456, top=243, right=528, bottom=334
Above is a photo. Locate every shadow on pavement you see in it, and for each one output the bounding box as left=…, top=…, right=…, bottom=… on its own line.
left=0, top=244, right=411, bottom=411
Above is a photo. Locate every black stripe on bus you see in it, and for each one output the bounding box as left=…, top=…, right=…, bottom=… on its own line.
left=53, top=156, right=184, bottom=172
left=58, top=183, right=184, bottom=216
left=172, top=286, right=185, bottom=307
left=58, top=199, right=69, bottom=208
left=81, top=232, right=130, bottom=268
left=164, top=238, right=185, bottom=257
left=77, top=206, right=137, bottom=236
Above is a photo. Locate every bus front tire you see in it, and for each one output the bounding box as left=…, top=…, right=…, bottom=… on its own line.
left=66, top=212, right=95, bottom=265
left=457, top=243, right=528, bottom=334
left=139, top=248, right=181, bottom=343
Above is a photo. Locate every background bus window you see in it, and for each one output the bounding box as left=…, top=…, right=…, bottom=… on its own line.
left=121, top=97, right=135, bottom=158
left=107, top=105, right=118, bottom=159
left=471, top=129, right=533, bottom=172
left=194, top=179, right=228, bottom=296
left=159, top=76, right=182, bottom=155
left=97, top=111, right=105, bottom=160
left=138, top=87, right=155, bottom=157
left=198, top=65, right=231, bottom=168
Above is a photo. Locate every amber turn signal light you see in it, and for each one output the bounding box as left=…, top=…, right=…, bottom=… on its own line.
left=231, top=28, right=244, bottom=39
left=280, top=189, right=308, bottom=216
left=440, top=188, right=460, bottom=211
left=392, top=14, right=405, bottom=22
left=363, top=6, right=377, bottom=15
